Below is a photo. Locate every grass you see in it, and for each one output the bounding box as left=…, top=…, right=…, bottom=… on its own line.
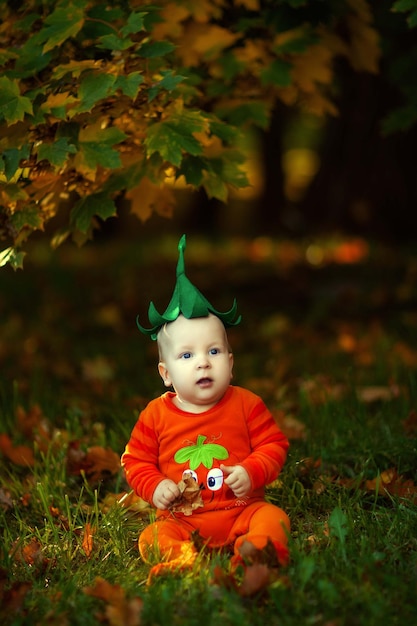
left=1, top=233, right=417, bottom=625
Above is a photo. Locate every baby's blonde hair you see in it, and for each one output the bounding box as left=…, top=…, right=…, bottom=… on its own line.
left=156, top=315, right=232, bottom=363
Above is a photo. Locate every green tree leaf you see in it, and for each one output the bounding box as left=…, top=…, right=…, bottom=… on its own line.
left=78, top=126, right=127, bottom=170
left=120, top=11, right=147, bottom=36
left=76, top=73, right=117, bottom=113
left=0, top=146, right=30, bottom=181
left=261, top=58, right=292, bottom=87
left=0, top=77, right=33, bottom=124
left=138, top=40, right=176, bottom=58
left=0, top=247, right=26, bottom=270
left=70, top=192, right=117, bottom=233
left=114, top=72, right=144, bottom=98
left=42, top=3, right=85, bottom=53
left=9, top=207, right=43, bottom=232
left=37, top=137, right=77, bottom=167
left=145, top=110, right=206, bottom=166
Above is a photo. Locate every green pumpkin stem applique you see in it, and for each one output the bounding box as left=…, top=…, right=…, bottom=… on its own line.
left=136, top=234, right=241, bottom=339
left=174, top=435, right=229, bottom=470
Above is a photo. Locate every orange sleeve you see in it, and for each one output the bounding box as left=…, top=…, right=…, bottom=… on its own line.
left=121, top=401, right=166, bottom=504
left=238, top=393, right=289, bottom=491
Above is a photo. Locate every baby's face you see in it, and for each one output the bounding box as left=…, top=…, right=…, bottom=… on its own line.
left=157, top=314, right=233, bottom=413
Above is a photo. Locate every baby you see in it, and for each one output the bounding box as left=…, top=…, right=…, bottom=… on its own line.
left=122, top=236, right=290, bottom=593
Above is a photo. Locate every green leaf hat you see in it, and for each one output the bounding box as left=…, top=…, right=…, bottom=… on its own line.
left=137, top=234, right=241, bottom=340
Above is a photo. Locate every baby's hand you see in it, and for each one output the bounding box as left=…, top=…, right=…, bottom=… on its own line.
left=152, top=478, right=181, bottom=509
left=221, top=464, right=251, bottom=498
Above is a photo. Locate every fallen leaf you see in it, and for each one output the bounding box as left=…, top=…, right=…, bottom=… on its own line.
left=0, top=488, right=13, bottom=510
left=10, top=538, right=51, bottom=573
left=273, top=410, right=306, bottom=440
left=84, top=577, right=143, bottom=626
left=0, top=569, right=32, bottom=619
left=81, top=522, right=96, bottom=558
left=16, top=404, right=51, bottom=451
left=402, top=410, right=417, bottom=436
left=100, top=491, right=151, bottom=515
left=356, top=385, right=399, bottom=403
left=67, top=444, right=121, bottom=482
left=365, top=468, right=417, bottom=503
left=0, top=433, right=35, bottom=467
left=170, top=475, right=204, bottom=516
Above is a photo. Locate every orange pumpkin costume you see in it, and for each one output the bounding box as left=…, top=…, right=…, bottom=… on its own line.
left=122, top=385, right=290, bottom=572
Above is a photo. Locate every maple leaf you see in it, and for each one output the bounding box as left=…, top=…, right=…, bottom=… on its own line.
left=174, top=435, right=229, bottom=470
left=127, top=177, right=175, bottom=222
left=144, top=108, right=207, bottom=167
left=0, top=77, right=33, bottom=124
left=37, top=138, right=77, bottom=167
left=42, top=4, right=85, bottom=53
left=70, top=193, right=117, bottom=234
left=365, top=468, right=417, bottom=503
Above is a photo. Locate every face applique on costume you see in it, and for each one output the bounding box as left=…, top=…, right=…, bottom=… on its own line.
left=174, top=435, right=230, bottom=500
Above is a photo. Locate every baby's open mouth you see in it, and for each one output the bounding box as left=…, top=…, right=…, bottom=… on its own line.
left=197, top=377, right=213, bottom=386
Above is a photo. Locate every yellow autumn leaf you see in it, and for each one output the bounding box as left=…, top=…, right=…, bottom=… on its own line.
left=177, top=23, right=241, bottom=66
left=186, top=0, right=224, bottom=23
left=234, top=39, right=270, bottom=69
left=342, top=0, right=381, bottom=73
left=234, top=0, right=260, bottom=9
left=292, top=44, right=334, bottom=93
left=152, top=3, right=190, bottom=40
left=345, top=14, right=380, bottom=73
left=127, top=177, right=175, bottom=222
left=42, top=91, right=78, bottom=110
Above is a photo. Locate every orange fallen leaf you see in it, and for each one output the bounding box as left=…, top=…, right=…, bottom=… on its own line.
left=10, top=538, right=51, bottom=573
left=81, top=522, right=96, bottom=558
left=365, top=468, right=417, bottom=503
left=0, top=433, right=35, bottom=467
left=67, top=444, right=121, bottom=482
left=84, top=577, right=143, bottom=626
left=100, top=491, right=151, bottom=515
left=15, top=404, right=51, bottom=451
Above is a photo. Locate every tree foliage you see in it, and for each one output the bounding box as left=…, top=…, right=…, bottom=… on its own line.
left=0, top=0, right=406, bottom=268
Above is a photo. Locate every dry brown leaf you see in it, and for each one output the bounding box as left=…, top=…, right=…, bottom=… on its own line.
left=402, top=410, right=417, bottom=436
left=273, top=410, right=306, bottom=440
left=0, top=488, right=13, bottom=511
left=0, top=433, right=35, bottom=467
left=365, top=468, right=417, bottom=503
left=67, top=445, right=121, bottom=482
left=84, top=577, right=143, bottom=626
left=170, top=475, right=204, bottom=516
left=356, top=385, right=399, bottom=403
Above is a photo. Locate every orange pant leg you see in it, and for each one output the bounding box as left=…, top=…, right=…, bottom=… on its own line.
left=139, top=516, right=196, bottom=563
left=230, top=501, right=290, bottom=565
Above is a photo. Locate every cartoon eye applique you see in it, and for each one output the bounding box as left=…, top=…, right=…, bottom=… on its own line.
left=206, top=467, right=224, bottom=491
left=182, top=469, right=198, bottom=482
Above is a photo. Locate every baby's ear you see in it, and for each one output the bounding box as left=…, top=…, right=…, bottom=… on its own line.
left=158, top=362, right=171, bottom=387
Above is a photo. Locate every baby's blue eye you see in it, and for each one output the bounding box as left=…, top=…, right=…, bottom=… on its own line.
left=181, top=352, right=192, bottom=359
left=209, top=348, right=219, bottom=355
